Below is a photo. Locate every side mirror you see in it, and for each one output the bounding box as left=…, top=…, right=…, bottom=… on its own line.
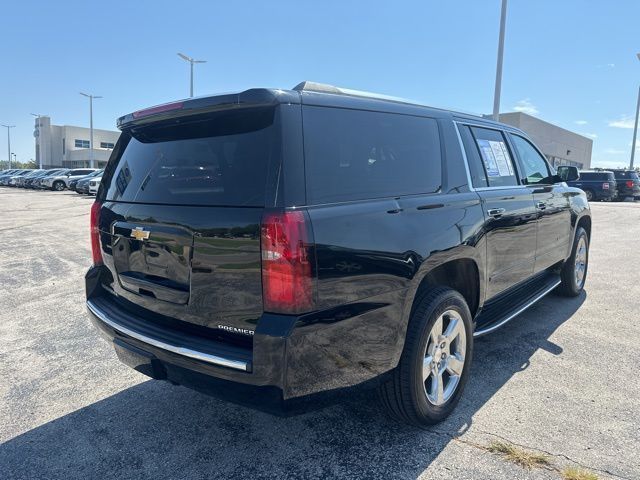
left=556, top=165, right=580, bottom=182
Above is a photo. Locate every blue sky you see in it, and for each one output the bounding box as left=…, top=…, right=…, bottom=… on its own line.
left=1, top=0, right=638, bottom=168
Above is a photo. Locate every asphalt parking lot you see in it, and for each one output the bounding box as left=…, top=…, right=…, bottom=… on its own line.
left=1, top=189, right=638, bottom=480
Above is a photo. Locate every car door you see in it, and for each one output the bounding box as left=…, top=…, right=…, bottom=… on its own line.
left=458, top=124, right=537, bottom=300
left=508, top=133, right=571, bottom=272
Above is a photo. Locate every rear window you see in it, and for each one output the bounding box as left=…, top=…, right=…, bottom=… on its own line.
left=579, top=172, right=611, bottom=181
left=302, top=106, right=441, bottom=204
left=104, top=107, right=279, bottom=206
left=613, top=170, right=639, bottom=179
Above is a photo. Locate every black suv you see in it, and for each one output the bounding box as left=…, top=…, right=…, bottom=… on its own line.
left=565, top=170, right=617, bottom=201
left=609, top=169, right=640, bottom=200
left=86, top=82, right=591, bottom=426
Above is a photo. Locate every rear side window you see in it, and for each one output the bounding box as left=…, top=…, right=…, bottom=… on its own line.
left=104, top=107, right=279, bottom=206
left=302, top=106, right=441, bottom=204
left=468, top=126, right=519, bottom=187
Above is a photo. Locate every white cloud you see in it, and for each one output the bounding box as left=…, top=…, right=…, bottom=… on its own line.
left=574, top=120, right=588, bottom=125
left=513, top=99, right=539, bottom=115
left=603, top=148, right=625, bottom=155
left=608, top=115, right=636, bottom=129
left=580, top=132, right=597, bottom=139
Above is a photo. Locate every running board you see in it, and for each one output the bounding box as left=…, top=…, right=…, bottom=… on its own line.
left=473, top=272, right=561, bottom=337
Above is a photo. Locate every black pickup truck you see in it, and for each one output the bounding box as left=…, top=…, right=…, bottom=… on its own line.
left=86, top=82, right=591, bottom=426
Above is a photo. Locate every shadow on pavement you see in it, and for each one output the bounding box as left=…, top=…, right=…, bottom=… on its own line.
left=0, top=292, right=586, bottom=479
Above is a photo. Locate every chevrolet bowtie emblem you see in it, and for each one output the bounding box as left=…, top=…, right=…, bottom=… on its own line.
left=130, top=227, right=150, bottom=241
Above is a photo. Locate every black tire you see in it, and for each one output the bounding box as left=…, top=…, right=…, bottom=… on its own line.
left=557, top=226, right=589, bottom=297
left=583, top=189, right=594, bottom=202
left=378, top=287, right=473, bottom=426
left=53, top=181, right=65, bottom=191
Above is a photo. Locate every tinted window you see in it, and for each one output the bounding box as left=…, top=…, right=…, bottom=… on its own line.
left=510, top=134, right=551, bottom=185
left=458, top=125, right=488, bottom=188
left=613, top=170, right=640, bottom=179
left=104, top=107, right=279, bottom=206
left=302, top=106, right=441, bottom=204
left=579, top=172, right=612, bottom=181
left=469, top=127, right=519, bottom=187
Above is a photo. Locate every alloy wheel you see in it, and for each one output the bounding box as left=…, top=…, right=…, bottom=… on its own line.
left=574, top=236, right=587, bottom=288
left=422, top=310, right=467, bottom=406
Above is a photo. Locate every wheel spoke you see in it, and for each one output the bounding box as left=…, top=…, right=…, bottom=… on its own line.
left=430, top=316, right=443, bottom=344
left=423, top=356, right=433, bottom=379
left=431, top=372, right=444, bottom=405
left=446, top=354, right=464, bottom=376
left=443, top=315, right=462, bottom=342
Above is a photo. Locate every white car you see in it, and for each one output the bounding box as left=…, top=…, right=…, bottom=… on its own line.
left=88, top=176, right=102, bottom=195
left=41, top=168, right=98, bottom=191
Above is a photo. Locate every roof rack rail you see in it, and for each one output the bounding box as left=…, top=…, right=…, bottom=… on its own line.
left=292, top=80, right=422, bottom=106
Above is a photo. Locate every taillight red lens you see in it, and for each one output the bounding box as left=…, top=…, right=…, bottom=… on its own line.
left=626, top=180, right=634, bottom=188
left=602, top=182, right=609, bottom=190
left=261, top=210, right=315, bottom=314
left=90, top=202, right=103, bottom=266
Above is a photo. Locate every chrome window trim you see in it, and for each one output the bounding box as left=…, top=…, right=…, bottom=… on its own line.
left=87, top=299, right=250, bottom=372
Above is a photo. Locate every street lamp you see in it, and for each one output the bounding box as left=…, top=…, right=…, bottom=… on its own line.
left=2, top=124, right=15, bottom=169
left=79, top=92, right=102, bottom=168
left=177, top=52, right=207, bottom=97
left=492, top=0, right=508, bottom=121
left=629, top=53, right=640, bottom=169
left=31, top=113, right=44, bottom=168
left=11, top=153, right=17, bottom=165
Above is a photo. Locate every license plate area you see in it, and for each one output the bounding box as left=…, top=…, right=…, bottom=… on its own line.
left=111, top=222, right=193, bottom=305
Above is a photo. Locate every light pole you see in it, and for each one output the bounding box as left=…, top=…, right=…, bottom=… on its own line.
left=79, top=93, right=102, bottom=168
left=31, top=113, right=44, bottom=168
left=177, top=52, right=207, bottom=97
left=492, top=0, right=508, bottom=121
left=11, top=153, right=17, bottom=166
left=629, top=53, right=640, bottom=169
left=2, top=124, right=15, bottom=169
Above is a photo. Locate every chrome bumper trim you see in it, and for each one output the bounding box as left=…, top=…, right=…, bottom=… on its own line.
left=87, top=299, right=250, bottom=372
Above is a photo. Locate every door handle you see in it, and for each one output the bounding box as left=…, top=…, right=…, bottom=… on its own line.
left=487, top=208, right=506, bottom=218
left=536, top=201, right=547, bottom=210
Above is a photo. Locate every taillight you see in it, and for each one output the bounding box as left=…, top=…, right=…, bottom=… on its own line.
left=261, top=210, right=315, bottom=314
left=90, top=202, right=103, bottom=266
left=626, top=180, right=634, bottom=188
left=602, top=182, right=609, bottom=190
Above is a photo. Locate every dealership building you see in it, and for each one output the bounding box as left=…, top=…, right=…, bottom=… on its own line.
left=489, top=112, right=593, bottom=169
left=34, top=116, right=120, bottom=169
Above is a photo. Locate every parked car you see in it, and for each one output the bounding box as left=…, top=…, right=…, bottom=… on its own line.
left=15, top=169, right=45, bottom=188
left=88, top=175, right=102, bottom=195
left=609, top=169, right=640, bottom=200
left=6, top=170, right=34, bottom=186
left=23, top=170, right=50, bottom=189
left=564, top=169, right=617, bottom=201
left=40, top=168, right=97, bottom=191
left=31, top=169, right=68, bottom=189
left=74, top=169, right=104, bottom=194
left=0, top=169, right=24, bottom=185
left=86, top=82, right=591, bottom=426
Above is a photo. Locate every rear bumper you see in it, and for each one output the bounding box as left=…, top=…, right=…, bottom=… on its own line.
left=85, top=266, right=403, bottom=412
